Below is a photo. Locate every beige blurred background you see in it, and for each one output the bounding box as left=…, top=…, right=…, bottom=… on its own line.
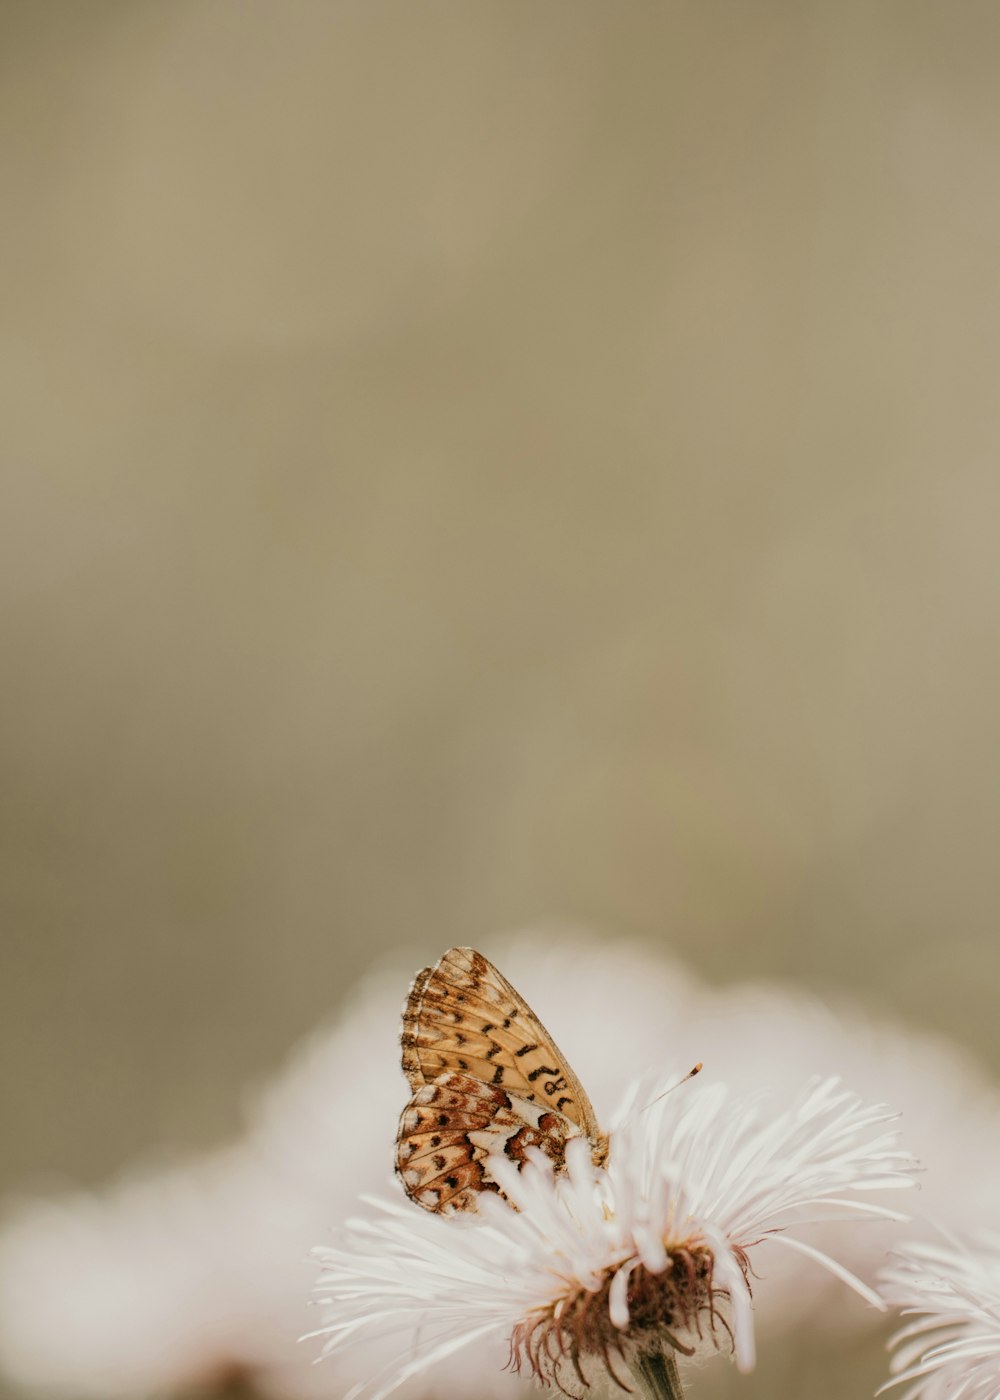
left=2, top=2, right=1000, bottom=1397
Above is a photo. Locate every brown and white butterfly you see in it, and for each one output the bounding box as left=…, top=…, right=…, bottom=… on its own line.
left=395, top=946, right=610, bottom=1214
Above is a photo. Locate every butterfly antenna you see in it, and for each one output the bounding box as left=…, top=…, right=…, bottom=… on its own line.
left=624, top=1062, right=703, bottom=1125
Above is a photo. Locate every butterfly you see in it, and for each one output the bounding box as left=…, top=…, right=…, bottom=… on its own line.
left=395, top=946, right=610, bottom=1214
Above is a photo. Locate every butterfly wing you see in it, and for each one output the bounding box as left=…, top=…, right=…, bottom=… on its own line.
left=397, top=947, right=608, bottom=1213
left=401, top=946, right=603, bottom=1138
left=394, top=1069, right=578, bottom=1214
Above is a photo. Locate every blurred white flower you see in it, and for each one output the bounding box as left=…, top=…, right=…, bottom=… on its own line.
left=0, top=930, right=997, bottom=1400
left=880, top=1237, right=1000, bottom=1400
left=659, top=975, right=1000, bottom=1334
left=0, top=1146, right=278, bottom=1398
left=0, top=953, right=413, bottom=1400
left=313, top=1073, right=913, bottom=1400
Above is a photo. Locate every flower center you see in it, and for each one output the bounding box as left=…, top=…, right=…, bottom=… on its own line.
left=510, top=1242, right=748, bottom=1396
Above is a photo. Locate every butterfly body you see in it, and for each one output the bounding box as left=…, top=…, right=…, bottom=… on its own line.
left=395, top=947, right=608, bottom=1214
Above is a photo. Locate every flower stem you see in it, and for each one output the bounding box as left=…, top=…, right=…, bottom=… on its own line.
left=632, top=1349, right=685, bottom=1400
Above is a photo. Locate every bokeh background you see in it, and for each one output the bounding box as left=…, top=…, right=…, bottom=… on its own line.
left=2, top=2, right=1000, bottom=1398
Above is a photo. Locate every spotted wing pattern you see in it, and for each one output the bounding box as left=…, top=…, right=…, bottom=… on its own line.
left=394, top=1071, right=577, bottom=1213
left=396, top=946, right=609, bottom=1214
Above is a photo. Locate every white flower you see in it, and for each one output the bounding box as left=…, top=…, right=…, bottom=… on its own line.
left=0, top=936, right=718, bottom=1400
left=881, top=1237, right=1000, bottom=1400
left=312, top=1072, right=916, bottom=1400
left=0, top=930, right=994, bottom=1400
